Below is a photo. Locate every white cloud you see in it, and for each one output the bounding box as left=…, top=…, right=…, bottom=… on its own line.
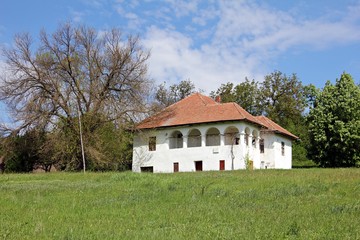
left=124, top=12, right=145, bottom=30
left=70, top=10, right=86, bottom=23
left=165, top=0, right=200, bottom=17
left=214, top=1, right=360, bottom=54
left=81, top=0, right=105, bottom=8
left=140, top=1, right=360, bottom=92
left=143, top=26, right=262, bottom=93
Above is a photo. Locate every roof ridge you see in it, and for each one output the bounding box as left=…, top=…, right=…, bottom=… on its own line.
left=163, top=92, right=200, bottom=109
left=232, top=102, right=246, bottom=118
left=198, top=93, right=217, bottom=105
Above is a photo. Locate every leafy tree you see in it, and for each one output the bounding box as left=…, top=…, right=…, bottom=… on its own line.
left=1, top=130, right=44, bottom=172
left=210, top=71, right=306, bottom=127
left=260, top=71, right=305, bottom=127
left=303, top=84, right=320, bottom=109
left=307, top=73, right=360, bottom=167
left=210, top=79, right=262, bottom=115
left=233, top=79, right=262, bottom=115
left=209, top=82, right=236, bottom=103
left=155, top=79, right=196, bottom=107
left=0, top=23, right=151, bottom=171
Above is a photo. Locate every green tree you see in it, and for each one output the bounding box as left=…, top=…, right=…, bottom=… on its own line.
left=233, top=78, right=262, bottom=115
left=303, top=84, right=320, bottom=109
left=37, top=113, right=133, bottom=171
left=260, top=71, right=305, bottom=127
left=210, top=79, right=262, bottom=115
left=155, top=79, right=196, bottom=107
left=307, top=73, right=360, bottom=167
left=210, top=82, right=236, bottom=103
left=1, top=130, right=44, bottom=172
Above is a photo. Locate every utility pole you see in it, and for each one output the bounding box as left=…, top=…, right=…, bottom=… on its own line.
left=78, top=107, right=86, bottom=173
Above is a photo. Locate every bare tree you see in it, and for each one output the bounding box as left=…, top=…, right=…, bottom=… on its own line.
left=0, top=23, right=152, bottom=170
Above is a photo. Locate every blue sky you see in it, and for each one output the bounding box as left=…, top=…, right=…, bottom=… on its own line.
left=1, top=0, right=360, bottom=124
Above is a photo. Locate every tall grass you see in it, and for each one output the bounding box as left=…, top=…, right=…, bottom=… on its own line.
left=1, top=169, right=359, bottom=239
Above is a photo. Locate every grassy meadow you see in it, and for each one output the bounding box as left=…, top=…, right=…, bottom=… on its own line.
left=1, top=169, right=359, bottom=239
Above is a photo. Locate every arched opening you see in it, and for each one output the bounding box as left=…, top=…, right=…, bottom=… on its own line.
left=252, top=130, right=258, bottom=148
left=224, top=126, right=240, bottom=145
left=206, top=127, right=220, bottom=146
left=244, top=127, right=250, bottom=146
left=188, top=129, right=201, bottom=147
left=169, top=130, right=183, bottom=149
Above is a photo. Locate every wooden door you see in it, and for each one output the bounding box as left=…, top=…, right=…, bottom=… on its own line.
left=219, top=160, right=225, bottom=170
left=195, top=161, right=203, bottom=171
left=173, top=162, right=179, bottom=172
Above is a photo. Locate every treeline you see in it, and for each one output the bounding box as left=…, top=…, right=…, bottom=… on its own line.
left=0, top=24, right=359, bottom=173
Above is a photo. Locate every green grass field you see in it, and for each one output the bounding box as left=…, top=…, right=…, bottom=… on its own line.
left=1, top=169, right=359, bottom=239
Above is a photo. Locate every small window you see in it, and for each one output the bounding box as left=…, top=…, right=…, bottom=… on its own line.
left=252, top=137, right=256, bottom=148
left=149, top=137, right=156, bottom=151
left=141, top=166, right=153, bottom=173
left=260, top=139, right=264, bottom=153
left=281, top=141, right=285, bottom=156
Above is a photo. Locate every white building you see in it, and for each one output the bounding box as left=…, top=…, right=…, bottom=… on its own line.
left=132, top=93, right=298, bottom=173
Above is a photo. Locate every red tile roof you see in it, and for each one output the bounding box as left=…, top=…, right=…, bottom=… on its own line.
left=255, top=116, right=299, bottom=140
left=137, top=93, right=298, bottom=140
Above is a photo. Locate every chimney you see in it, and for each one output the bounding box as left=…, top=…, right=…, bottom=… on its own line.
left=215, top=95, right=221, bottom=103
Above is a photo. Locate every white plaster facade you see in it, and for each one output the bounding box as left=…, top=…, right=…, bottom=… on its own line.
left=132, top=121, right=293, bottom=173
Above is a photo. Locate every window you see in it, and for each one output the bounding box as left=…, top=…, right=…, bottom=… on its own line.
left=141, top=166, right=153, bottom=173
left=206, top=128, right=220, bottom=146
left=260, top=139, right=264, bottom=153
left=281, top=141, right=285, bottom=156
left=149, top=137, right=156, bottom=151
left=188, top=129, right=201, bottom=147
left=252, top=130, right=258, bottom=148
left=169, top=131, right=183, bottom=149
left=224, top=127, right=239, bottom=145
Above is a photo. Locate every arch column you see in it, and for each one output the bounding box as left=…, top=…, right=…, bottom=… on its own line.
left=220, top=134, right=225, bottom=146
left=201, top=134, right=206, bottom=147
left=183, top=135, right=188, bottom=148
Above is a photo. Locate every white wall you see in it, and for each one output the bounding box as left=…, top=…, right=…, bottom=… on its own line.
left=132, top=122, right=292, bottom=173
left=259, top=132, right=292, bottom=169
